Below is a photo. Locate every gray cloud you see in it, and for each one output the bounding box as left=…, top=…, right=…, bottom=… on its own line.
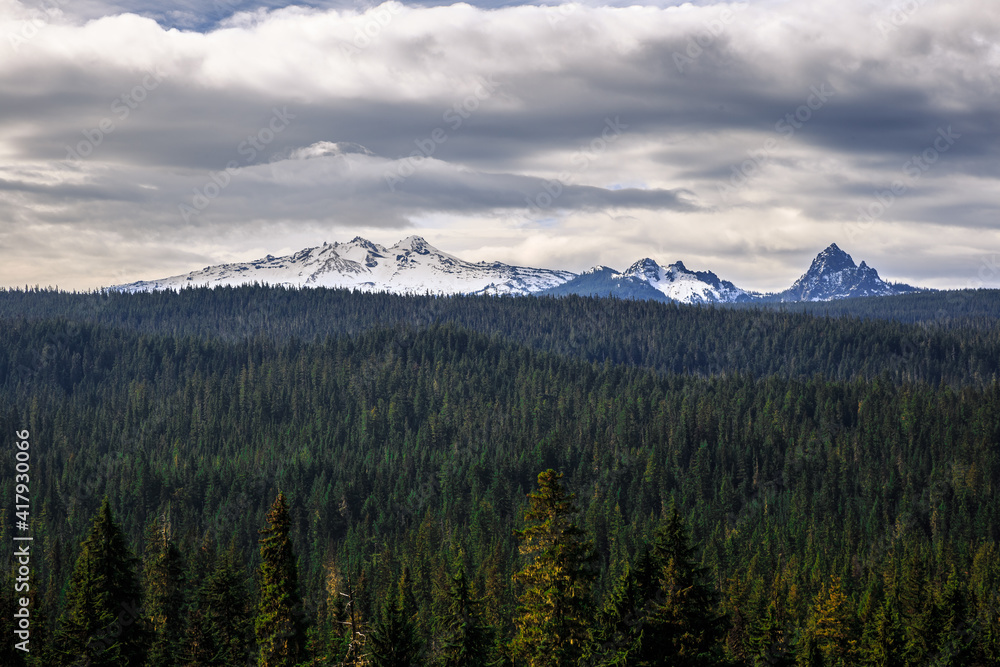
left=0, top=0, right=998, bottom=290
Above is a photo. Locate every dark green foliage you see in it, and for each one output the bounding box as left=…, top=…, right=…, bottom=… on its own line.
left=143, top=518, right=187, bottom=667
left=637, top=505, right=726, bottom=666
left=861, top=595, right=903, bottom=667
left=369, top=569, right=422, bottom=667
left=187, top=543, right=253, bottom=666
left=53, top=497, right=146, bottom=667
left=593, top=561, right=645, bottom=665
left=256, top=493, right=306, bottom=667
left=0, top=288, right=999, bottom=665
left=511, top=470, right=596, bottom=667
left=3, top=284, right=1000, bottom=386
left=432, top=562, right=494, bottom=667
left=747, top=603, right=795, bottom=667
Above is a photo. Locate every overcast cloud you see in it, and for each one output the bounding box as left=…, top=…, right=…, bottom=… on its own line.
left=0, top=0, right=998, bottom=291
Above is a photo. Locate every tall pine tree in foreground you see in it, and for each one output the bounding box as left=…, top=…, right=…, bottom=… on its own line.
left=369, top=568, right=422, bottom=667
left=142, top=517, right=187, bottom=667
left=511, top=469, right=596, bottom=667
left=192, top=541, right=253, bottom=666
left=54, top=496, right=146, bottom=667
left=637, top=503, right=725, bottom=666
left=433, top=560, right=494, bottom=667
left=256, top=492, right=307, bottom=667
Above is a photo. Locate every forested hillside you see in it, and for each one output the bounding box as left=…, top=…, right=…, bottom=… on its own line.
left=1, top=288, right=999, bottom=665
left=3, top=286, right=1000, bottom=386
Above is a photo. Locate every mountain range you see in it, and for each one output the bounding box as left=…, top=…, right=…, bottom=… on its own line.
left=118, top=238, right=922, bottom=304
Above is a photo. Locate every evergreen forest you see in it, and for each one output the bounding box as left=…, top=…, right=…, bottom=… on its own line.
left=1, top=285, right=999, bottom=666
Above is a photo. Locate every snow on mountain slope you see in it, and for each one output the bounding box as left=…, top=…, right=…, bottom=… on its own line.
left=539, top=258, right=755, bottom=304
left=537, top=265, right=674, bottom=302
left=117, top=236, right=576, bottom=296
left=117, top=239, right=923, bottom=305
left=617, top=258, right=756, bottom=303
left=772, top=243, right=921, bottom=302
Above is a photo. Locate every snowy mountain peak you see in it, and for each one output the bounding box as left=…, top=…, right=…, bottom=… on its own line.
left=624, top=258, right=664, bottom=282
left=392, top=235, right=433, bottom=254
left=810, top=243, right=857, bottom=273
left=775, top=244, right=919, bottom=302
left=346, top=236, right=381, bottom=251
left=582, top=265, right=617, bottom=275
left=114, top=238, right=922, bottom=305
left=613, top=256, right=753, bottom=304
left=117, top=236, right=575, bottom=296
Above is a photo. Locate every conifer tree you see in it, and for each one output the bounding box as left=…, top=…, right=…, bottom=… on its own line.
left=334, top=567, right=370, bottom=666
left=256, top=492, right=307, bottom=667
left=861, top=595, right=903, bottom=667
left=747, top=602, right=794, bottom=667
left=592, top=560, right=644, bottom=666
left=934, top=565, right=974, bottom=665
left=369, top=568, right=421, bottom=667
left=54, top=497, right=147, bottom=667
left=638, top=503, right=725, bottom=666
left=143, top=517, right=187, bottom=667
left=189, top=542, right=253, bottom=666
left=433, top=561, right=493, bottom=667
left=899, top=554, right=936, bottom=666
left=800, top=575, right=854, bottom=667
left=511, top=469, right=596, bottom=667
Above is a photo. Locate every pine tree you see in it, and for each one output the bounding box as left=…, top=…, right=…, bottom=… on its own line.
left=256, top=492, right=307, bottom=667
left=511, top=469, right=596, bottom=667
left=800, top=575, right=854, bottom=667
left=934, top=565, right=973, bottom=665
left=861, top=595, right=903, bottom=667
left=433, top=561, right=493, bottom=667
left=899, top=554, right=935, bottom=666
left=637, top=503, right=725, bottom=666
left=592, top=560, right=644, bottom=666
left=369, top=569, right=421, bottom=667
left=54, top=497, right=147, bottom=667
left=747, top=602, right=794, bottom=667
left=334, top=568, right=370, bottom=666
left=143, top=517, right=187, bottom=667
left=189, top=542, right=253, bottom=666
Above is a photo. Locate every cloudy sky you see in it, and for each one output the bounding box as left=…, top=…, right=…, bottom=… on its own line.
left=1, top=0, right=998, bottom=292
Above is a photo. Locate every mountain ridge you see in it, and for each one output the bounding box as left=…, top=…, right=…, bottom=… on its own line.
left=116, top=239, right=923, bottom=304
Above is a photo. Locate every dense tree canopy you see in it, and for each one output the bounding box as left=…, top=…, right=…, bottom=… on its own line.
left=0, top=286, right=998, bottom=665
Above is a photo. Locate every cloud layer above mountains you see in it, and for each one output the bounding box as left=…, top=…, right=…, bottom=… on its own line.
left=1, top=0, right=998, bottom=290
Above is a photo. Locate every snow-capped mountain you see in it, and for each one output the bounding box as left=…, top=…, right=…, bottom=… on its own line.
left=540, top=258, right=755, bottom=304
left=117, top=236, right=575, bottom=296
left=770, top=243, right=921, bottom=302
left=117, top=238, right=923, bottom=305
left=537, top=266, right=674, bottom=302
left=619, top=258, right=756, bottom=303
